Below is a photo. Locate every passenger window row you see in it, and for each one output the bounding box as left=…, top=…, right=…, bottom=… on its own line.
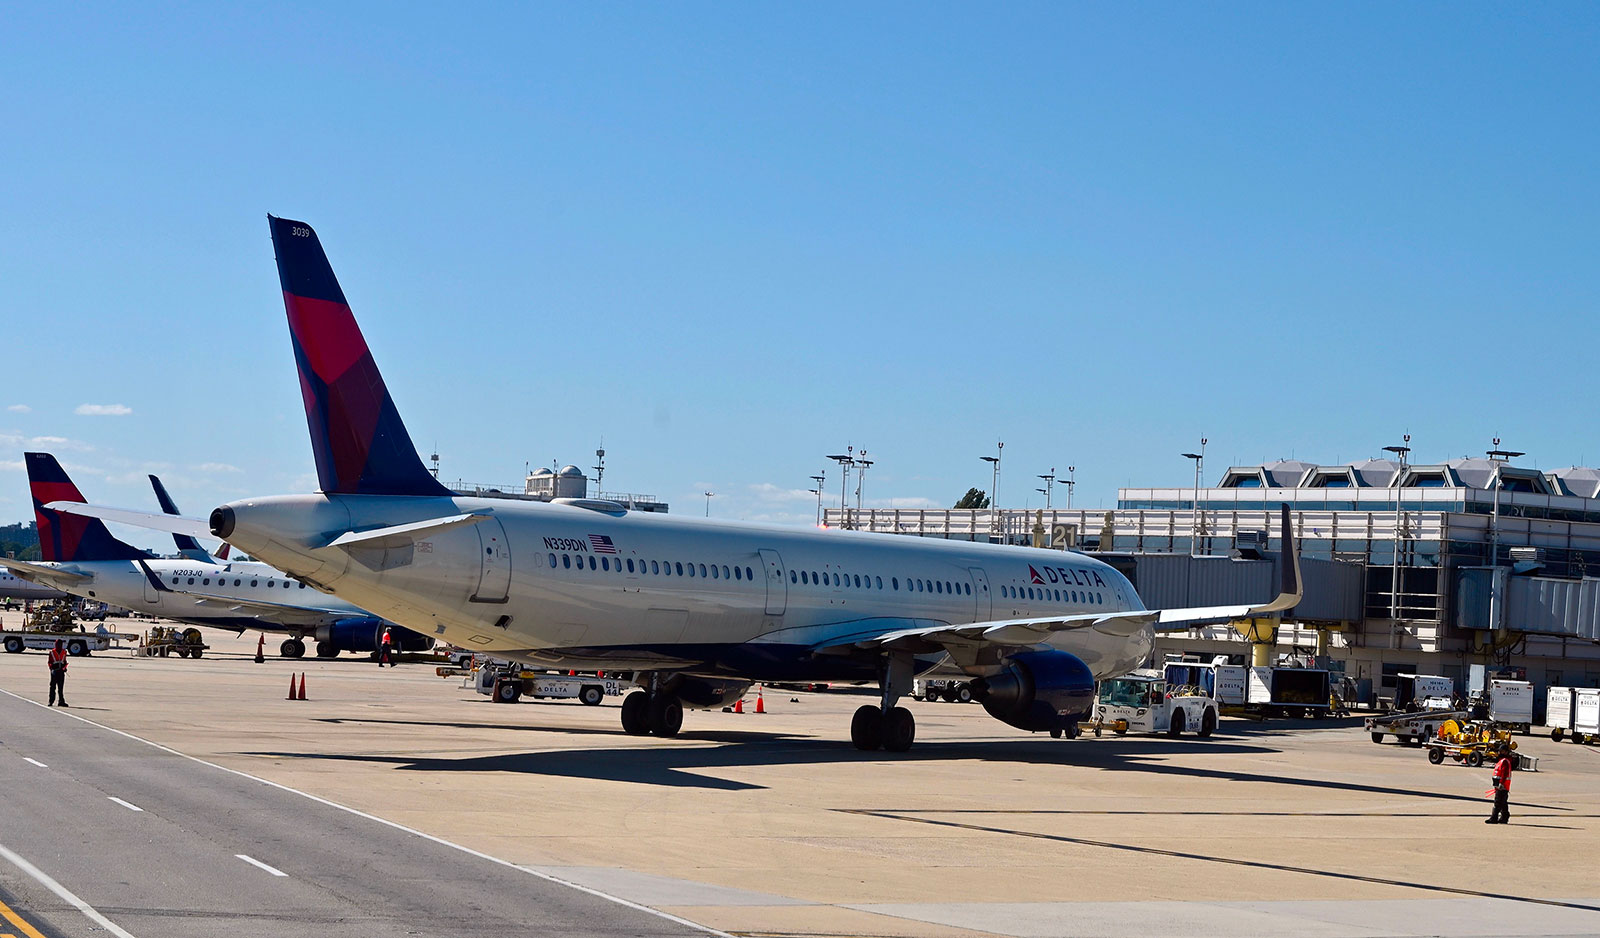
left=1001, top=584, right=1104, bottom=606
left=547, top=553, right=755, bottom=583
left=788, top=569, right=971, bottom=597
left=174, top=576, right=306, bottom=590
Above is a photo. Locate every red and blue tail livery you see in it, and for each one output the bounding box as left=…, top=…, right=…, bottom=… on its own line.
left=268, top=215, right=449, bottom=497
left=26, top=453, right=148, bottom=562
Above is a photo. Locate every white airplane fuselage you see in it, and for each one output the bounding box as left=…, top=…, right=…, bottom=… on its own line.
left=218, top=493, right=1155, bottom=682
left=9, top=556, right=380, bottom=634
left=0, top=569, right=66, bottom=601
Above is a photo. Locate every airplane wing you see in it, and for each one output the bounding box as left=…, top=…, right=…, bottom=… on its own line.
left=46, top=501, right=213, bottom=539
left=160, top=587, right=346, bottom=624
left=0, top=558, right=92, bottom=586
left=324, top=513, right=489, bottom=548
left=824, top=505, right=1302, bottom=656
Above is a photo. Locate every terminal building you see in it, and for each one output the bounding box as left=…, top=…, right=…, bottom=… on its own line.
left=825, top=456, right=1600, bottom=703
left=451, top=464, right=669, bottom=513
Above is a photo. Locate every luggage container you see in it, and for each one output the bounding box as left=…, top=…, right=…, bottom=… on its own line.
left=1572, top=690, right=1600, bottom=745
left=1163, top=660, right=1247, bottom=707
left=1248, top=666, right=1331, bottom=717
left=1393, top=674, right=1453, bottom=712
left=1547, top=687, right=1579, bottom=741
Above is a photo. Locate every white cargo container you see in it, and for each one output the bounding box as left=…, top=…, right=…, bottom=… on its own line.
left=1574, top=690, right=1600, bottom=745
left=1393, top=674, right=1453, bottom=712
left=1488, top=679, right=1533, bottom=731
left=1163, top=660, right=1247, bottom=707
left=1546, top=687, right=1584, bottom=741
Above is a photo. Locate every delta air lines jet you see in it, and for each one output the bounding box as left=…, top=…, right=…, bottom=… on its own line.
left=59, top=217, right=1301, bottom=750
left=8, top=453, right=433, bottom=658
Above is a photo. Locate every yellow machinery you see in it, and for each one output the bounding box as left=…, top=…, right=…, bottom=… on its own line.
left=137, top=626, right=208, bottom=659
left=1424, top=718, right=1515, bottom=767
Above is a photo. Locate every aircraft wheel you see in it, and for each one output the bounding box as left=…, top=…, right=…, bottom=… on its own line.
left=648, top=696, right=683, bottom=737
left=1427, top=746, right=1444, bottom=764
left=1198, top=709, right=1217, bottom=738
left=850, top=705, right=883, bottom=751
left=316, top=641, right=338, bottom=658
left=882, top=707, right=915, bottom=752
left=280, top=638, right=305, bottom=658
left=1050, top=728, right=1063, bottom=739
left=621, top=691, right=650, bottom=735
left=1167, top=710, right=1185, bottom=738
left=579, top=685, right=605, bottom=707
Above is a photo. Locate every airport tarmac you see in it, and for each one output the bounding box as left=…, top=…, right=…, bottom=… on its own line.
left=0, top=622, right=1597, bottom=938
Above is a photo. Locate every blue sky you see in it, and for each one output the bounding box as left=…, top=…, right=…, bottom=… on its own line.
left=3, top=4, right=1598, bottom=550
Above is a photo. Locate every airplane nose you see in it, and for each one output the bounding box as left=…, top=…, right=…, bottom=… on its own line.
left=210, top=506, right=235, bottom=539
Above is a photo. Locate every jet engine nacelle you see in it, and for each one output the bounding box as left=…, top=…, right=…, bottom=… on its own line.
left=969, top=650, right=1095, bottom=732
left=314, top=618, right=435, bottom=654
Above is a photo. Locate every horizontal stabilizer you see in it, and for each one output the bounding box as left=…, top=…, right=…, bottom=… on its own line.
left=325, top=513, right=489, bottom=548
left=46, top=502, right=214, bottom=540
left=0, top=558, right=92, bottom=585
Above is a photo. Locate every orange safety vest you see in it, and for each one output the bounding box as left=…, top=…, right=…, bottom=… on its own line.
left=48, top=648, right=67, bottom=670
left=1492, top=756, right=1513, bottom=791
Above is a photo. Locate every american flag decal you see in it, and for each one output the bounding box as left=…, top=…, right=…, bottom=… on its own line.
left=589, top=534, right=618, bottom=554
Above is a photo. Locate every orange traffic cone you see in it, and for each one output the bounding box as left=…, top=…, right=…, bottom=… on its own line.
left=755, top=686, right=766, bottom=714
left=733, top=698, right=744, bottom=713
left=254, top=634, right=265, bottom=664
left=287, top=674, right=297, bottom=700
left=297, top=672, right=307, bottom=701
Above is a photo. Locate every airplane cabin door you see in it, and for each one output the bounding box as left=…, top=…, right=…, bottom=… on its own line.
left=968, top=567, right=992, bottom=621
left=758, top=549, right=787, bottom=616
left=471, top=518, right=511, bottom=604
left=142, top=569, right=160, bottom=605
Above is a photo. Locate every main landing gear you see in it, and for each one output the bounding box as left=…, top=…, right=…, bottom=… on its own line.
left=280, top=637, right=306, bottom=658
left=620, top=690, right=683, bottom=738
left=851, top=651, right=918, bottom=752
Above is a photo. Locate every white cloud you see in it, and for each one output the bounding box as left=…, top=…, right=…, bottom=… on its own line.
left=194, top=462, right=242, bottom=473
left=5, top=404, right=29, bottom=413
left=75, top=403, right=133, bottom=416
left=0, top=460, right=23, bottom=472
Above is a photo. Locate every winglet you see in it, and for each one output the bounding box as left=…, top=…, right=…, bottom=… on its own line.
left=268, top=215, right=451, bottom=497
left=26, top=453, right=147, bottom=562
left=1246, top=504, right=1301, bottom=615
left=150, top=474, right=214, bottom=563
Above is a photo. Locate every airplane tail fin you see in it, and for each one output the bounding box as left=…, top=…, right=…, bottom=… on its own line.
left=268, top=215, right=450, bottom=497
left=150, top=474, right=213, bottom=562
left=26, top=453, right=147, bottom=562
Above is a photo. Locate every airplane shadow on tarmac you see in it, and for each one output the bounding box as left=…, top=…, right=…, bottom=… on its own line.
left=247, top=726, right=1545, bottom=807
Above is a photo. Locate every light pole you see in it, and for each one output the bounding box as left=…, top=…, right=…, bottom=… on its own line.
left=1383, top=437, right=1411, bottom=623
left=704, top=491, right=714, bottom=517
left=592, top=448, right=606, bottom=492
left=809, top=473, right=826, bottom=526
left=1037, top=468, right=1056, bottom=510
left=1065, top=465, right=1075, bottom=510
left=1182, top=438, right=1206, bottom=556
left=981, top=441, right=1002, bottom=542
left=827, top=448, right=854, bottom=528
left=1485, top=439, right=1524, bottom=639
left=854, top=452, right=873, bottom=514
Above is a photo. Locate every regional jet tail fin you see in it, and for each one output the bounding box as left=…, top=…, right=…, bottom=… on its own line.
left=268, top=215, right=451, bottom=499
left=26, top=453, right=148, bottom=562
left=150, top=474, right=214, bottom=563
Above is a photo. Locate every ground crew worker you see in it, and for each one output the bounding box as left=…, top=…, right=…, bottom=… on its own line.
left=47, top=639, right=69, bottom=707
left=1487, top=744, right=1514, bottom=824
left=377, top=627, right=394, bottom=667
